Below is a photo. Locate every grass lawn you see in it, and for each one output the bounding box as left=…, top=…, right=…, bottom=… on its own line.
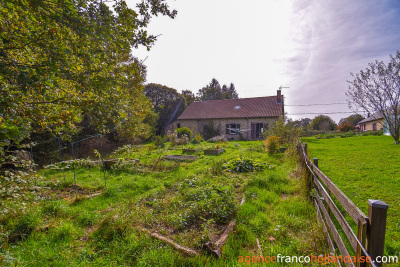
left=0, top=141, right=327, bottom=266
left=302, top=135, right=400, bottom=257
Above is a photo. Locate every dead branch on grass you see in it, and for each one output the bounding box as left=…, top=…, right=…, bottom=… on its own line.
left=138, top=227, right=199, bottom=256
left=205, top=197, right=245, bottom=257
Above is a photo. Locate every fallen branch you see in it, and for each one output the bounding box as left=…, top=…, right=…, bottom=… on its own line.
left=138, top=227, right=199, bottom=256
left=205, top=197, right=245, bottom=257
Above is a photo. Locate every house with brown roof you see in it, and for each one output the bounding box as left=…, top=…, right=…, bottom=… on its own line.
left=173, top=90, right=284, bottom=140
left=358, top=113, right=384, bottom=131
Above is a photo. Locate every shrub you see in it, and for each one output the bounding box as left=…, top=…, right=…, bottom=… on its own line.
left=207, top=135, right=227, bottom=143
left=111, top=144, right=139, bottom=157
left=224, top=156, right=273, bottom=172
left=179, top=178, right=237, bottom=224
left=268, top=116, right=300, bottom=145
left=190, top=134, right=204, bottom=144
left=176, top=127, right=193, bottom=141
left=153, top=135, right=167, bottom=148
left=337, top=122, right=355, bottom=132
left=202, top=121, right=220, bottom=140
left=263, top=135, right=281, bottom=154
left=166, top=130, right=189, bottom=146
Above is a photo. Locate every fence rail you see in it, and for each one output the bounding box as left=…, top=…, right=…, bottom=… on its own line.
left=298, top=141, right=388, bottom=267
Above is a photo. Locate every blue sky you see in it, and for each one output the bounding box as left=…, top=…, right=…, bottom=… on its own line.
left=129, top=0, right=400, bottom=122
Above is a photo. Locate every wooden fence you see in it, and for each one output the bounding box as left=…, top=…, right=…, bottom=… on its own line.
left=298, top=141, right=389, bottom=267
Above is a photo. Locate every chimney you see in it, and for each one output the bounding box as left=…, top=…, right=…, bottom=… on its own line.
left=277, top=89, right=282, bottom=105
left=367, top=113, right=370, bottom=118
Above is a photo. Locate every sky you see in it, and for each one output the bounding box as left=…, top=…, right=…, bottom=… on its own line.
left=128, top=0, right=400, bottom=122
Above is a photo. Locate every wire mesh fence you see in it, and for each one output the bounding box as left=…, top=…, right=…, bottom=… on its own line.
left=30, top=134, right=122, bottom=196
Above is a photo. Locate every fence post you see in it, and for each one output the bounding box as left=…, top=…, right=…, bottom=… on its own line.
left=367, top=199, right=389, bottom=267
left=100, top=134, right=106, bottom=188
left=58, top=137, right=66, bottom=183
left=310, top=158, right=318, bottom=195
left=304, top=143, right=308, bottom=156
left=71, top=143, right=77, bottom=197
left=313, top=158, right=318, bottom=168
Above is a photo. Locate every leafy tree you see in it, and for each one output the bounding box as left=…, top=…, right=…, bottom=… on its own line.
left=310, top=115, right=337, bottom=131
left=0, top=0, right=176, bottom=197
left=181, top=90, right=196, bottom=106
left=197, top=78, right=238, bottom=101
left=287, top=118, right=312, bottom=136
left=144, top=83, right=185, bottom=135
left=338, top=114, right=365, bottom=126
left=347, top=51, right=400, bottom=143
left=228, top=83, right=239, bottom=99
left=1, top=0, right=176, bottom=140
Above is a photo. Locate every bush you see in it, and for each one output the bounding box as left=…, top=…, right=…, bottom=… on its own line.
left=179, top=177, right=237, bottom=224
left=166, top=130, right=189, bottom=146
left=202, top=121, right=220, bottom=140
left=176, top=127, right=193, bottom=141
left=263, top=135, right=281, bottom=154
left=153, top=135, right=167, bottom=148
left=337, top=122, right=355, bottom=132
left=224, top=156, right=273, bottom=173
left=190, top=134, right=204, bottom=144
left=207, top=135, right=227, bottom=143
left=269, top=116, right=300, bottom=144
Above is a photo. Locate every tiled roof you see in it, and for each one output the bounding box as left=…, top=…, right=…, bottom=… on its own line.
left=178, top=96, right=284, bottom=120
left=358, top=113, right=383, bottom=124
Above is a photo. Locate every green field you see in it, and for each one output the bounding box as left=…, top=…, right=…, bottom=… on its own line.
left=0, top=141, right=327, bottom=266
left=302, top=135, right=400, bottom=257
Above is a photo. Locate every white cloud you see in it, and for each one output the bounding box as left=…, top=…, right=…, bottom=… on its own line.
left=129, top=0, right=400, bottom=122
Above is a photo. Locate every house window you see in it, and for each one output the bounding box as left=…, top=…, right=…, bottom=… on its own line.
left=177, top=123, right=181, bottom=128
left=226, top=124, right=240, bottom=135
left=373, top=123, right=377, bottom=131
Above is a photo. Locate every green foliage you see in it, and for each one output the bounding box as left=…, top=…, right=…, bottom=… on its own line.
left=337, top=122, right=356, bottom=132
left=44, top=158, right=96, bottom=170
left=190, top=134, right=204, bottom=144
left=153, top=135, right=168, bottom=148
left=310, top=115, right=337, bottom=131
left=176, top=127, right=192, bottom=140
left=111, top=144, right=140, bottom=157
left=202, top=121, right=220, bottom=140
left=338, top=114, right=365, bottom=126
left=224, top=157, right=272, bottom=173
left=263, top=135, right=280, bottom=154
left=0, top=0, right=177, bottom=196
left=268, top=116, right=301, bottom=144
left=178, top=177, right=237, bottom=224
left=314, top=130, right=383, bottom=139
left=144, top=84, right=187, bottom=135
left=110, top=160, right=138, bottom=173
left=1, top=0, right=176, bottom=138
left=197, top=78, right=238, bottom=101
left=166, top=130, right=189, bottom=146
